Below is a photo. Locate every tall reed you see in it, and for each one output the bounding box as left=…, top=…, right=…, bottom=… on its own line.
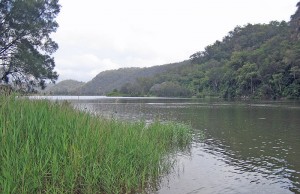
left=0, top=95, right=192, bottom=193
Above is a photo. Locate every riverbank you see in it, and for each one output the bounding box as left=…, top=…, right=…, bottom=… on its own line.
left=0, top=95, right=192, bottom=193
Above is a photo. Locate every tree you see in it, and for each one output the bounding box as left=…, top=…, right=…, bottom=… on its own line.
left=237, top=63, right=260, bottom=95
left=0, top=0, right=60, bottom=91
left=290, top=1, right=300, bottom=40
left=149, top=82, right=191, bottom=97
left=290, top=66, right=300, bottom=80
left=120, top=83, right=142, bottom=96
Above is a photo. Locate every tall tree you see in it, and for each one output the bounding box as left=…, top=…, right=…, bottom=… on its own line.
left=0, top=0, right=60, bottom=91
left=290, top=1, right=300, bottom=40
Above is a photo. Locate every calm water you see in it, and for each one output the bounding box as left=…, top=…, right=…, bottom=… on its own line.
left=31, top=96, right=300, bottom=193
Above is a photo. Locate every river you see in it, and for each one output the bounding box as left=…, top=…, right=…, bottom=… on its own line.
left=30, top=96, right=300, bottom=193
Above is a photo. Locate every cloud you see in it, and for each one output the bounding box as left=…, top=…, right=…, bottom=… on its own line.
left=55, top=54, right=120, bottom=82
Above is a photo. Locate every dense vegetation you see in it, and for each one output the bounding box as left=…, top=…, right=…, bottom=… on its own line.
left=44, top=61, right=189, bottom=96
left=76, top=62, right=189, bottom=96
left=0, top=95, right=192, bottom=193
left=43, top=79, right=85, bottom=95
left=118, top=2, right=300, bottom=99
left=0, top=0, right=60, bottom=91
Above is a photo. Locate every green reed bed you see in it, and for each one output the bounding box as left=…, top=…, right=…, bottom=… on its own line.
left=0, top=95, right=192, bottom=193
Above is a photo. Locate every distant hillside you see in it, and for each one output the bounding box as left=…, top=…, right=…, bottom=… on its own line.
left=43, top=79, right=85, bottom=95
left=78, top=61, right=190, bottom=95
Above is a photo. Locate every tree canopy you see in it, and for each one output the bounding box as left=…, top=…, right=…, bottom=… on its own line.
left=0, top=0, right=60, bottom=91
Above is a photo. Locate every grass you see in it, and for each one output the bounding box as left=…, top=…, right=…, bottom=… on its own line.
left=0, top=95, right=192, bottom=193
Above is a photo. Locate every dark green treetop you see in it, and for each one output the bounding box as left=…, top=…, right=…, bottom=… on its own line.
left=290, top=1, right=300, bottom=40
left=0, top=0, right=60, bottom=91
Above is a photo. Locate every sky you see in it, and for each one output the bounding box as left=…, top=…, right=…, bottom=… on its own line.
left=52, top=0, right=299, bottom=82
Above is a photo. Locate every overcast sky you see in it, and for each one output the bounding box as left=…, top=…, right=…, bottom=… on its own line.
left=52, top=0, right=299, bottom=82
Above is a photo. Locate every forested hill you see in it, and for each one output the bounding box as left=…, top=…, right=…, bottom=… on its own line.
left=118, top=2, right=300, bottom=99
left=43, top=80, right=85, bottom=95
left=77, top=61, right=190, bottom=95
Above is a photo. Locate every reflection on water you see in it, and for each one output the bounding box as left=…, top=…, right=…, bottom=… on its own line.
left=31, top=96, right=300, bottom=193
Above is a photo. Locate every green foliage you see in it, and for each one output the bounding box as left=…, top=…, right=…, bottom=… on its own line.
left=43, top=79, right=85, bottom=95
left=0, top=0, right=60, bottom=91
left=0, top=95, right=192, bottom=193
left=74, top=61, right=190, bottom=97
left=120, top=82, right=143, bottom=97
left=149, top=81, right=192, bottom=97
left=106, top=89, right=124, bottom=97
left=290, top=1, right=300, bottom=40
